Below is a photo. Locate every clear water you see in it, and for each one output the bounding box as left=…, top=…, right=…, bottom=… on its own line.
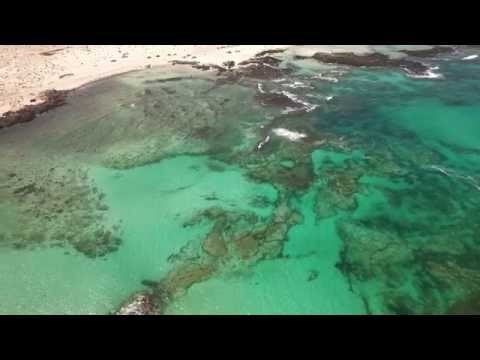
left=1, top=54, right=480, bottom=314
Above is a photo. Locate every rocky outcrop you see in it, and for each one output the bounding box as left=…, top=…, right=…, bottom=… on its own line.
left=400, top=46, right=455, bottom=57
left=255, top=49, right=286, bottom=58
left=0, top=90, right=69, bottom=130
left=308, top=52, right=430, bottom=75
left=295, top=51, right=449, bottom=76
left=115, top=292, right=156, bottom=315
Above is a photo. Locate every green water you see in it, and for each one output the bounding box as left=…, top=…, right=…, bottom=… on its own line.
left=1, top=54, right=480, bottom=314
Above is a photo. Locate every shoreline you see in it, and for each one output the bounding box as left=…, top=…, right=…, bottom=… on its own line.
left=0, top=45, right=292, bottom=117
left=0, top=45, right=455, bottom=130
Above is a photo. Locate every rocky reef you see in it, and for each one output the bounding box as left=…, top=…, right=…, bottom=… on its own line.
left=304, top=52, right=430, bottom=76
left=2, top=46, right=478, bottom=315
left=116, top=195, right=303, bottom=314
left=0, top=158, right=123, bottom=258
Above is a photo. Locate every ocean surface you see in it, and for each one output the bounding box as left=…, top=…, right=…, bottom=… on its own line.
left=1, top=49, right=480, bottom=314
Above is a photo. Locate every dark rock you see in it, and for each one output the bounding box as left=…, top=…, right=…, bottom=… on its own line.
left=222, top=60, right=235, bottom=69
left=144, top=76, right=185, bottom=84
left=203, top=194, right=219, bottom=201
left=400, top=46, right=455, bottom=57
left=255, top=49, right=286, bottom=57
left=59, top=73, right=74, bottom=79
left=192, top=64, right=212, bottom=71
left=310, top=52, right=430, bottom=75
left=141, top=279, right=159, bottom=288
left=239, top=56, right=282, bottom=67
left=307, top=270, right=319, bottom=281
left=238, top=63, right=290, bottom=80
left=171, top=60, right=198, bottom=66
left=39, top=48, right=67, bottom=56
left=312, top=52, right=393, bottom=67
left=255, top=92, right=301, bottom=108
left=96, top=203, right=109, bottom=211
left=293, top=55, right=310, bottom=60
left=13, top=183, right=39, bottom=196
left=0, top=90, right=69, bottom=130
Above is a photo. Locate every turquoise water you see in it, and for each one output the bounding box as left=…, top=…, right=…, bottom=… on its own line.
left=1, top=54, right=480, bottom=314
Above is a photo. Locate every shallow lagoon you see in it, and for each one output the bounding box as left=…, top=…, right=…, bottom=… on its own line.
left=1, top=54, right=480, bottom=314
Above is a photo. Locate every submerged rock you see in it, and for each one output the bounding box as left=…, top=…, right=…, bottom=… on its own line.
left=202, top=232, right=228, bottom=257
left=447, top=292, right=480, bottom=314
left=115, top=292, right=156, bottom=315
left=307, top=270, right=319, bottom=282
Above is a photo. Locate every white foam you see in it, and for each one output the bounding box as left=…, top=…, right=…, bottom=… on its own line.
left=325, top=96, right=334, bottom=101
left=257, top=83, right=265, bottom=93
left=430, top=165, right=450, bottom=176
left=282, top=81, right=313, bottom=89
left=272, top=128, right=307, bottom=141
left=430, top=165, right=480, bottom=191
left=282, top=107, right=299, bottom=114
left=279, top=90, right=318, bottom=112
left=462, top=54, right=478, bottom=60
left=256, top=135, right=270, bottom=150
left=313, top=73, right=339, bottom=83
left=405, top=67, right=444, bottom=79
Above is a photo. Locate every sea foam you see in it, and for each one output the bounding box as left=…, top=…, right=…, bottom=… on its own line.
left=279, top=90, right=318, bottom=113
left=462, top=54, right=478, bottom=61
left=405, top=67, right=444, bottom=79
left=272, top=128, right=307, bottom=141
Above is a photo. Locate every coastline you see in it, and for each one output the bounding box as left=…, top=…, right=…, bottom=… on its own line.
left=1, top=45, right=453, bottom=121
left=0, top=45, right=292, bottom=117
left=1, top=45, right=446, bottom=119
